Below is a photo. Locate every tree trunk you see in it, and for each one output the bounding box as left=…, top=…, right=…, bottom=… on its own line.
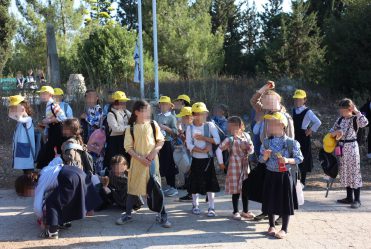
left=46, top=23, right=61, bottom=87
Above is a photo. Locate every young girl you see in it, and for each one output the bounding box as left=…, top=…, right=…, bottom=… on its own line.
left=37, top=86, right=67, bottom=169
left=175, top=107, right=194, bottom=202
left=173, top=94, right=191, bottom=130
left=116, top=100, right=171, bottom=228
left=186, top=102, right=221, bottom=217
left=9, top=95, right=35, bottom=174
left=103, top=91, right=131, bottom=168
left=331, top=99, right=368, bottom=209
left=54, top=88, right=73, bottom=118
left=81, top=89, right=103, bottom=143
left=292, top=89, right=322, bottom=186
left=155, top=96, right=178, bottom=197
left=259, top=112, right=303, bottom=239
left=216, top=116, right=255, bottom=220
left=61, top=118, right=85, bottom=170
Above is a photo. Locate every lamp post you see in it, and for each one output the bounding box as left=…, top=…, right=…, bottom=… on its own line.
left=152, top=0, right=159, bottom=100
left=138, top=0, right=145, bottom=99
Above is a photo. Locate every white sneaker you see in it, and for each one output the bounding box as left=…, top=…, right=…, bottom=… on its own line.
left=165, top=187, right=178, bottom=197
left=192, top=206, right=201, bottom=215
left=207, top=208, right=216, bottom=217
left=233, top=212, right=241, bottom=220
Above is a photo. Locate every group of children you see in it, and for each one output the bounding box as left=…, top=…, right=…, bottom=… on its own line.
left=8, top=81, right=369, bottom=240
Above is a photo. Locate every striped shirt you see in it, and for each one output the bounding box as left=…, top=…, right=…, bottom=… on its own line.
left=46, top=99, right=67, bottom=122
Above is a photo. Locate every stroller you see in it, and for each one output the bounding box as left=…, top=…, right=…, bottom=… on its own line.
left=318, top=149, right=339, bottom=197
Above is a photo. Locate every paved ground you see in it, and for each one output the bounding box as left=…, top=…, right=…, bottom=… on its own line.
left=0, top=188, right=370, bottom=249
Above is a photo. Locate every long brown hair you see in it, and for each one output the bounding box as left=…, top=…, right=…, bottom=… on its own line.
left=63, top=118, right=84, bottom=144
left=20, top=100, right=33, bottom=116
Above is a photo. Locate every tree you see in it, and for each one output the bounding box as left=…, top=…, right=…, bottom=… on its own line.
left=0, top=0, right=17, bottom=76
left=115, top=0, right=138, bottom=31
left=84, top=0, right=116, bottom=26
left=259, top=0, right=283, bottom=46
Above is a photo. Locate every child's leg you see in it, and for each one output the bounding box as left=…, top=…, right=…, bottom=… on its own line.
left=268, top=214, right=275, bottom=228
left=242, top=180, right=249, bottom=213
left=125, top=194, right=135, bottom=216
left=281, top=215, right=290, bottom=232
left=165, top=174, right=176, bottom=188
left=347, top=187, right=354, bottom=201
left=232, top=194, right=240, bottom=214
left=354, top=188, right=361, bottom=202
left=207, top=192, right=215, bottom=209
left=192, top=194, right=199, bottom=207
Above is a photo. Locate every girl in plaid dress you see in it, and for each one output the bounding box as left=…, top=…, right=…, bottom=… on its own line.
left=216, top=116, right=254, bottom=220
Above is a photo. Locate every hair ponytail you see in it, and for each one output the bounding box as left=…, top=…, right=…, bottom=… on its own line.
left=128, top=100, right=150, bottom=126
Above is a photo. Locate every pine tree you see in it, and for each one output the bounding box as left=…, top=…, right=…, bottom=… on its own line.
left=241, top=0, right=260, bottom=54
left=115, top=0, right=138, bottom=31
left=0, top=0, right=17, bottom=76
left=259, top=0, right=283, bottom=46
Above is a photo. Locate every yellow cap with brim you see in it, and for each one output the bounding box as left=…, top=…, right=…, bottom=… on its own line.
left=293, top=89, right=307, bottom=99
left=8, top=95, right=25, bottom=107
left=37, top=86, right=55, bottom=95
left=159, top=96, right=174, bottom=106
left=176, top=94, right=191, bottom=104
left=191, top=102, right=209, bottom=113
left=263, top=112, right=288, bottom=127
left=112, top=91, right=130, bottom=102
left=176, top=107, right=192, bottom=118
left=54, top=88, right=64, bottom=96
left=323, top=133, right=336, bottom=153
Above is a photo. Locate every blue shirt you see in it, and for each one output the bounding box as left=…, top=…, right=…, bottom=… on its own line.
left=211, top=116, right=228, bottom=135
left=60, top=101, right=74, bottom=118
left=259, top=135, right=303, bottom=172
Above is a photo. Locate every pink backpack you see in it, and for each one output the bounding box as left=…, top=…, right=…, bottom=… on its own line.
left=87, top=128, right=106, bottom=155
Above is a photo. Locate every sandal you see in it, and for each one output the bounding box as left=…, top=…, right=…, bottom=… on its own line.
left=241, top=212, right=255, bottom=220
left=267, top=227, right=276, bottom=236
left=275, top=230, right=287, bottom=239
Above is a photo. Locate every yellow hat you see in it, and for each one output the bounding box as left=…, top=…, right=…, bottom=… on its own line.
left=37, top=86, right=55, bottom=95
left=176, top=94, right=191, bottom=104
left=263, top=112, right=288, bottom=127
left=54, top=88, right=64, bottom=96
left=159, top=96, right=173, bottom=106
left=293, top=89, right=307, bottom=99
left=323, top=133, right=336, bottom=153
left=112, top=91, right=130, bottom=102
left=191, top=102, right=209, bottom=113
left=176, top=107, right=192, bottom=118
left=8, top=95, right=25, bottom=107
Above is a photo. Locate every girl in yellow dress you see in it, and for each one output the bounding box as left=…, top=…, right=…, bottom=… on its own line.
left=115, top=100, right=171, bottom=228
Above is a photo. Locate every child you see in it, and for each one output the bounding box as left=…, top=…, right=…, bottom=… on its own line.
left=292, top=89, right=322, bottom=186
left=216, top=116, right=255, bottom=220
left=175, top=107, right=194, bottom=202
left=173, top=94, right=191, bottom=129
left=155, top=96, right=178, bottom=197
left=211, top=104, right=229, bottom=135
left=54, top=88, right=73, bottom=118
left=116, top=100, right=171, bottom=228
left=186, top=102, right=221, bottom=217
left=360, top=99, right=371, bottom=159
left=37, top=86, right=67, bottom=169
left=331, top=98, right=368, bottom=209
left=8, top=95, right=35, bottom=174
left=259, top=112, right=303, bottom=239
left=103, top=91, right=131, bottom=168
left=103, top=90, right=115, bottom=116
left=61, top=118, right=85, bottom=170
left=81, top=89, right=103, bottom=143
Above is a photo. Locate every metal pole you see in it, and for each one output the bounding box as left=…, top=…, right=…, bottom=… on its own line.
left=138, top=0, right=145, bottom=99
left=152, top=0, right=159, bottom=100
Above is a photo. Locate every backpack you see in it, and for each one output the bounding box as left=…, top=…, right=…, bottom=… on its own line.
left=318, top=148, right=338, bottom=179
left=102, top=107, right=130, bottom=140
left=147, top=161, right=164, bottom=213
left=23, top=122, right=42, bottom=163
left=63, top=143, right=95, bottom=175
left=337, top=116, right=366, bottom=145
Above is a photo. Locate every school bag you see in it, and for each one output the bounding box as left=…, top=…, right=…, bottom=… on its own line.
left=62, top=143, right=95, bottom=175
left=318, top=148, right=338, bottom=179
left=102, top=107, right=131, bottom=139
left=337, top=116, right=366, bottom=145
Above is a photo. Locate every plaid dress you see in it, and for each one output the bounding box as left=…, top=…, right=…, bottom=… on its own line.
left=220, top=133, right=254, bottom=194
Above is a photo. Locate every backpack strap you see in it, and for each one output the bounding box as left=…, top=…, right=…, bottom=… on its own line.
left=130, top=121, right=157, bottom=143
left=286, top=138, right=294, bottom=158
left=63, top=102, right=68, bottom=116
left=204, top=122, right=211, bottom=138
left=22, top=123, right=36, bottom=161
left=353, top=116, right=358, bottom=133
left=263, top=139, right=270, bottom=150
left=50, top=102, right=57, bottom=118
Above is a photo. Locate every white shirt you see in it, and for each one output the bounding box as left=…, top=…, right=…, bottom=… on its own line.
left=33, top=157, right=63, bottom=218
left=186, top=122, right=220, bottom=159
left=294, top=106, right=322, bottom=132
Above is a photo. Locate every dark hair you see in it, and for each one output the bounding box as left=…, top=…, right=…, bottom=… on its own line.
left=85, top=89, right=100, bottom=105
left=181, top=99, right=191, bottom=107
left=111, top=155, right=127, bottom=166
left=20, top=100, right=33, bottom=116
left=15, top=173, right=37, bottom=197
left=63, top=118, right=84, bottom=144
left=338, top=98, right=354, bottom=109
left=216, top=104, right=229, bottom=118
left=228, top=116, right=245, bottom=130
left=128, top=100, right=150, bottom=126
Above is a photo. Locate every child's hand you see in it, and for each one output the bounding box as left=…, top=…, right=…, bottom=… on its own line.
left=219, top=164, right=226, bottom=171
left=266, top=81, right=275, bottom=89
left=203, top=144, right=213, bottom=154
left=263, top=150, right=272, bottom=160
left=194, top=134, right=205, bottom=141
left=42, top=118, right=49, bottom=125
left=305, top=128, right=312, bottom=137
left=138, top=156, right=151, bottom=167
left=278, top=157, right=288, bottom=164
left=160, top=124, right=169, bottom=131
left=332, top=130, right=343, bottom=140
left=146, top=150, right=157, bottom=161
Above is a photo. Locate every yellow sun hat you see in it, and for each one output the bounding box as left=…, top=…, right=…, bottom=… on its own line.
left=191, top=102, right=209, bottom=113
left=176, top=107, right=192, bottom=118
left=8, top=95, right=25, bottom=107
left=263, top=112, right=288, bottom=127
left=176, top=94, right=191, bottom=104
left=323, top=133, right=337, bottom=153
left=293, top=89, right=307, bottom=99
left=37, top=86, right=55, bottom=95
left=54, top=88, right=64, bottom=96
left=112, top=91, right=130, bottom=102
left=159, top=96, right=174, bottom=106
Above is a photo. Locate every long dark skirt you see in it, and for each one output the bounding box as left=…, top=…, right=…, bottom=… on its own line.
left=262, top=169, right=298, bottom=216
left=36, top=123, right=64, bottom=169
left=245, top=163, right=266, bottom=203
left=104, top=135, right=125, bottom=168
left=190, top=158, right=220, bottom=195
left=296, top=131, right=313, bottom=173
left=159, top=141, right=178, bottom=177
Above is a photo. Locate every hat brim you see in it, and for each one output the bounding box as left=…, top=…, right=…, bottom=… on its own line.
left=9, top=101, right=23, bottom=107
left=159, top=101, right=174, bottom=107
left=115, top=98, right=130, bottom=102
left=293, top=94, right=306, bottom=99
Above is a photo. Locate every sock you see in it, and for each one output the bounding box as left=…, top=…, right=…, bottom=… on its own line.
left=207, top=192, right=215, bottom=209
left=354, top=188, right=361, bottom=202
left=192, top=194, right=199, bottom=207
left=242, top=180, right=249, bottom=213
left=346, top=187, right=354, bottom=201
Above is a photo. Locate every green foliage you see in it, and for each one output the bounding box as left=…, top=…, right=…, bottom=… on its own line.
left=0, top=0, right=17, bottom=76
left=115, top=0, right=138, bottom=31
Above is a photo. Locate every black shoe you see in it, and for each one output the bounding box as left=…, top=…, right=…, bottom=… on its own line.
left=351, top=201, right=361, bottom=209
left=179, top=194, right=192, bottom=202
left=254, top=213, right=268, bottom=221
left=275, top=216, right=282, bottom=226
left=205, top=196, right=208, bottom=203
left=58, top=222, right=72, bottom=230
left=337, top=198, right=353, bottom=204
